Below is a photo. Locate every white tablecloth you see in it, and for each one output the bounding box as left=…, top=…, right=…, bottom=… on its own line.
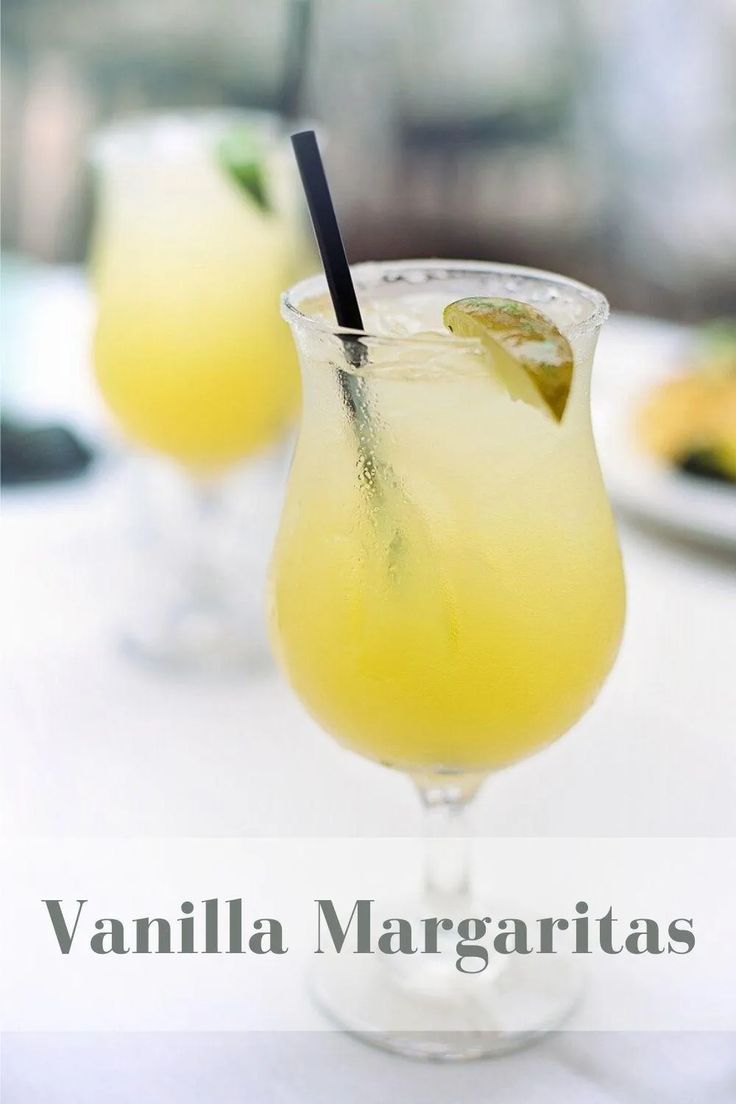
left=2, top=267, right=735, bottom=1101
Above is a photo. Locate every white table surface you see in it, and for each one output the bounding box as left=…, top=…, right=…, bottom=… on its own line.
left=2, top=266, right=735, bottom=1102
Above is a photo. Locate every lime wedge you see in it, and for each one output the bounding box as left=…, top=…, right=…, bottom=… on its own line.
left=216, top=126, right=270, bottom=213
left=443, top=297, right=574, bottom=421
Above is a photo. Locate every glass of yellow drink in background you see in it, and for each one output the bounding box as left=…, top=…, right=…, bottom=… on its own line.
left=271, top=260, right=625, bottom=1057
left=90, top=111, right=305, bottom=667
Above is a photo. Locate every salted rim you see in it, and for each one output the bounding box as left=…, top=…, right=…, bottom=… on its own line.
left=281, top=258, right=610, bottom=345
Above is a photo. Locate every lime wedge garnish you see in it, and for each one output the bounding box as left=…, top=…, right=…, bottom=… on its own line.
left=443, top=297, right=574, bottom=421
left=216, top=126, right=271, bottom=213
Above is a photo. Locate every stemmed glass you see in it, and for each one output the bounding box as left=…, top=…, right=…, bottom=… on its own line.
left=89, top=110, right=308, bottom=669
left=270, top=259, right=625, bottom=1058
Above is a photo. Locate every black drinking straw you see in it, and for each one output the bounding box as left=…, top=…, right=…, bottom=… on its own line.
left=291, top=132, right=404, bottom=525
left=290, top=130, right=364, bottom=332
left=290, top=130, right=369, bottom=428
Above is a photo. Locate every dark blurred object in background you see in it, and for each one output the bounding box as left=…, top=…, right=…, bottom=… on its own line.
left=2, top=0, right=735, bottom=320
left=1, top=418, right=94, bottom=486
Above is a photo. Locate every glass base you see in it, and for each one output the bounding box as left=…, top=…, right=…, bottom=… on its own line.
left=117, top=445, right=288, bottom=675
left=120, top=597, right=272, bottom=674
left=310, top=942, right=582, bottom=1061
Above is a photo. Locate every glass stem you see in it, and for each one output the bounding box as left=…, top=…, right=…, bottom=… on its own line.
left=187, top=474, right=227, bottom=604
left=414, top=774, right=485, bottom=916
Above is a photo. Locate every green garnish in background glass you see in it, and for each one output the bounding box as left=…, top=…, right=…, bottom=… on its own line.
left=216, top=126, right=271, bottom=214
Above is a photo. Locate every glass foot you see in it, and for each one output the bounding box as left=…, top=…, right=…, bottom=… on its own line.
left=310, top=940, right=582, bottom=1061
left=120, top=598, right=272, bottom=674
left=117, top=446, right=287, bottom=675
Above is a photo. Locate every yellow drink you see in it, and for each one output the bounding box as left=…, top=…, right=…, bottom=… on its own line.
left=91, top=113, right=301, bottom=470
left=271, top=262, right=625, bottom=773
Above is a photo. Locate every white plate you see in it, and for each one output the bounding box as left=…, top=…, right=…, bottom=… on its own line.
left=593, top=314, right=736, bottom=552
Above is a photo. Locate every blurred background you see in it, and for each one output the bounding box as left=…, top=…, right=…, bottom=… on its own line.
left=3, top=0, right=736, bottom=317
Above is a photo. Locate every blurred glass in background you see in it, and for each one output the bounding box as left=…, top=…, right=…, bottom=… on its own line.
left=87, top=111, right=306, bottom=668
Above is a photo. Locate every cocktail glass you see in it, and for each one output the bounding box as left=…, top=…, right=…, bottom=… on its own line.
left=90, top=110, right=307, bottom=668
left=270, top=260, right=625, bottom=1058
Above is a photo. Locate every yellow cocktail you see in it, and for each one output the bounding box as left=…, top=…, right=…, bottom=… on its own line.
left=91, top=112, right=301, bottom=471
left=271, top=262, right=624, bottom=774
